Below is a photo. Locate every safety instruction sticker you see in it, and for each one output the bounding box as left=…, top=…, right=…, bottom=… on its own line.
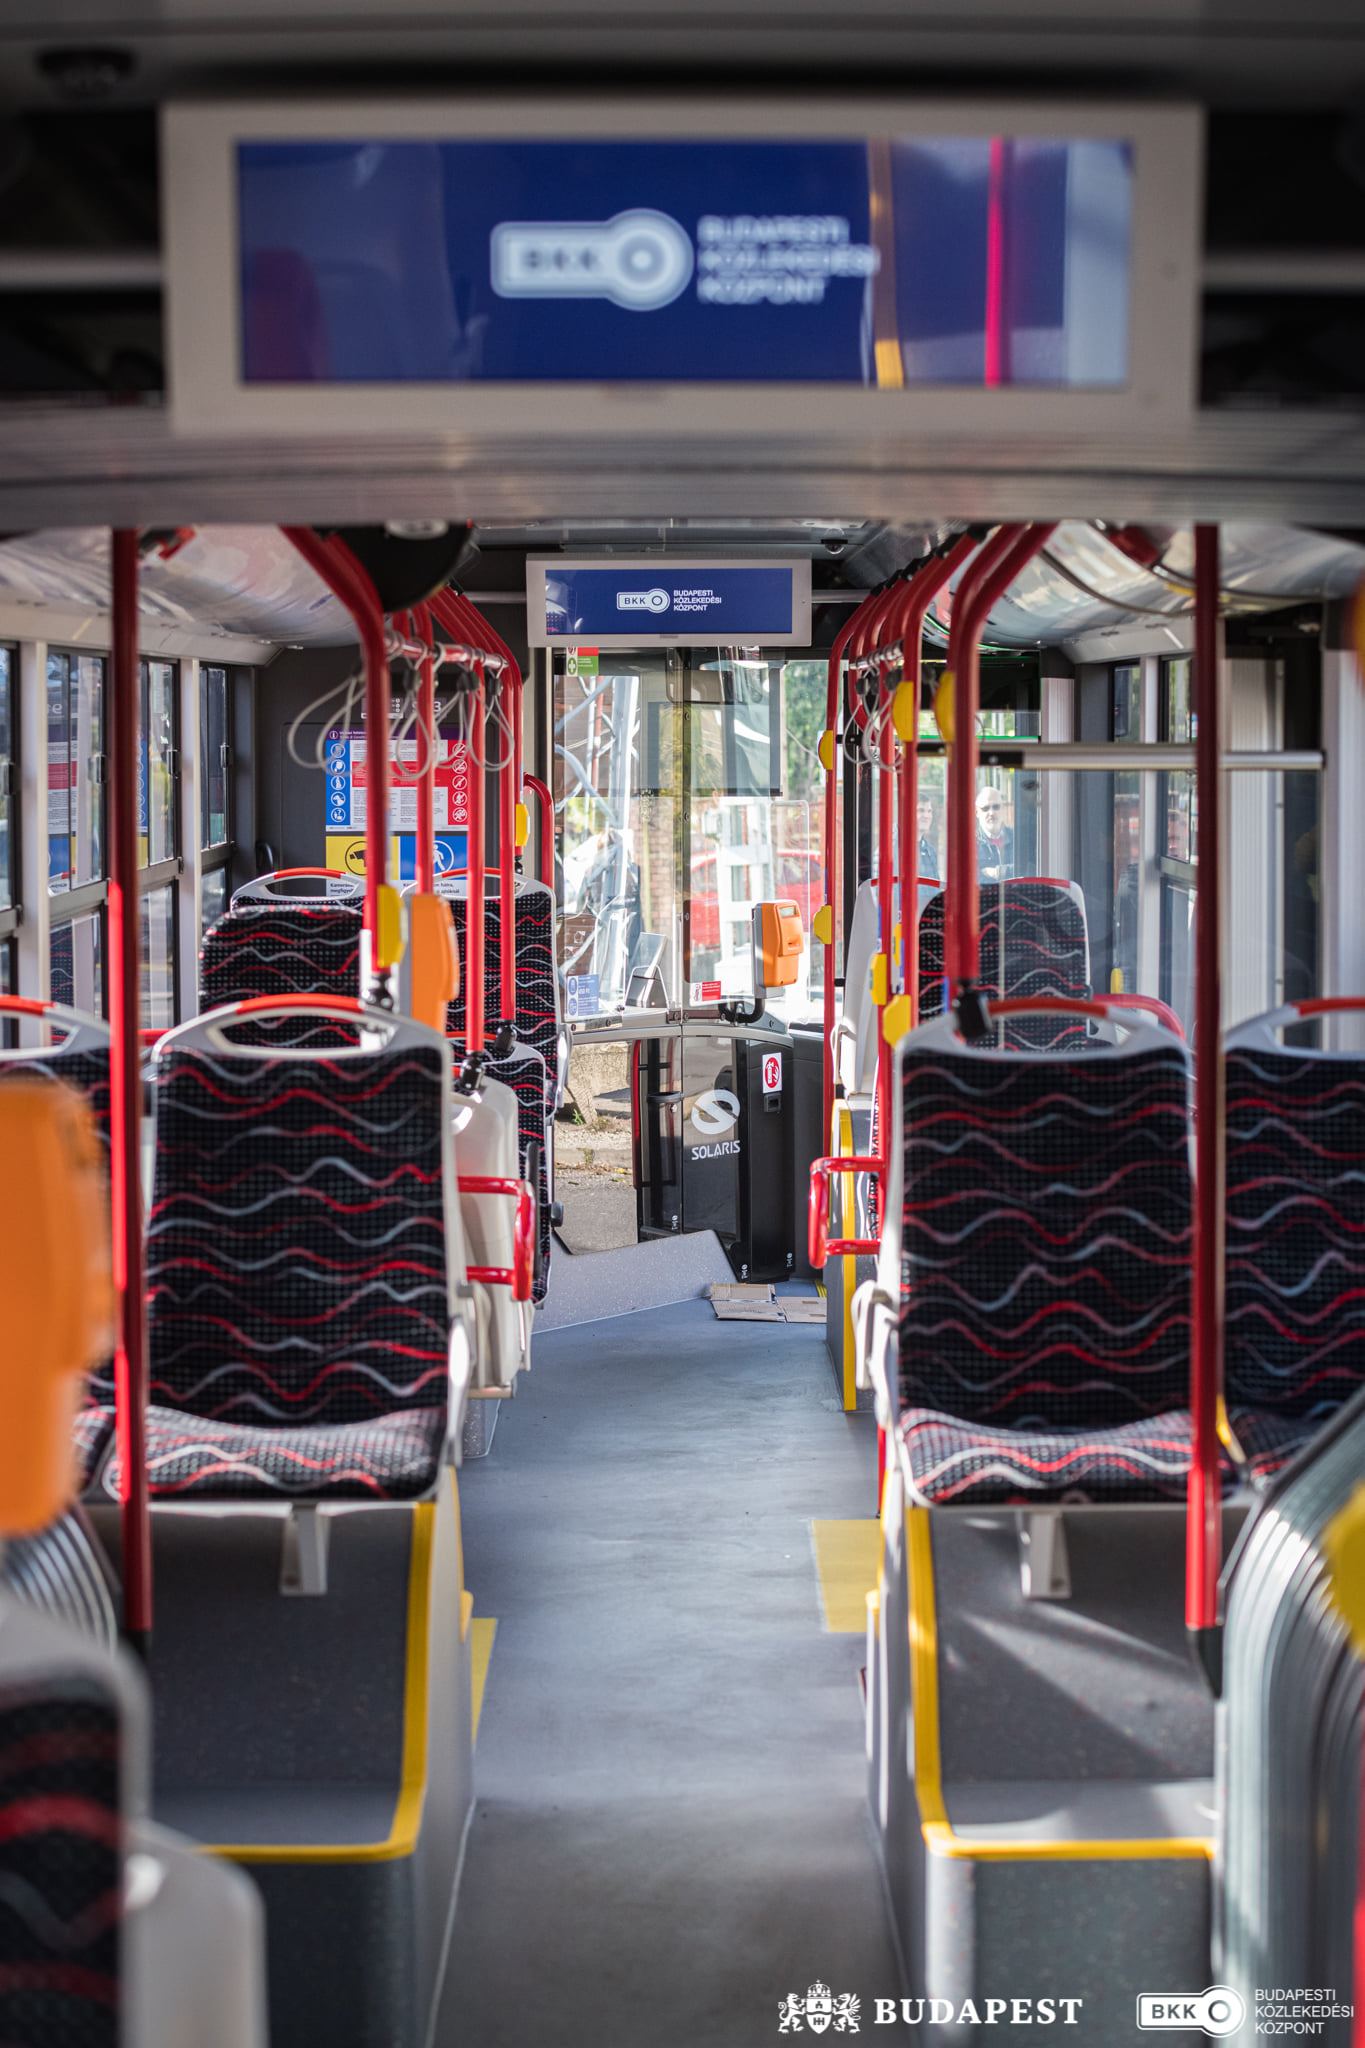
left=325, top=833, right=468, bottom=884
left=324, top=728, right=470, bottom=836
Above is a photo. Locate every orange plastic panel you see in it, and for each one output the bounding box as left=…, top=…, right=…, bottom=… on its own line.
left=0, top=1083, right=112, bottom=1534
left=408, top=893, right=460, bottom=1032
left=755, top=899, right=804, bottom=992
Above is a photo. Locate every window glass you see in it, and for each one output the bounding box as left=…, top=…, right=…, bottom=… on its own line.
left=140, top=885, right=176, bottom=1028
left=49, top=913, right=102, bottom=1015
left=1112, top=662, right=1142, bottom=740
left=200, top=667, right=229, bottom=847
left=0, top=649, right=12, bottom=915
left=47, top=652, right=105, bottom=893
left=200, top=866, right=229, bottom=934
left=141, top=659, right=177, bottom=867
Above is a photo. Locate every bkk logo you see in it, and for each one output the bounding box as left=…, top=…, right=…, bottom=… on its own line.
left=490, top=207, right=694, bottom=310
left=1137, top=1987, right=1245, bottom=2036
left=616, top=588, right=671, bottom=614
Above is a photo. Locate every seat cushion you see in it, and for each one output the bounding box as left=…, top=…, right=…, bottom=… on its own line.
left=899, top=1406, right=1201, bottom=1505
left=1226, top=1405, right=1319, bottom=1485
left=103, top=1403, right=448, bottom=1501
left=74, top=1402, right=116, bottom=1490
left=446, top=886, right=559, bottom=1083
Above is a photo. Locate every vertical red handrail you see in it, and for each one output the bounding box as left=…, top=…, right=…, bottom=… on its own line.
left=429, top=588, right=486, bottom=1051
left=409, top=603, right=437, bottom=897
left=447, top=591, right=518, bottom=1023
left=943, top=527, right=1019, bottom=985
left=822, top=592, right=879, bottom=1141
left=892, top=537, right=979, bottom=1030
left=1188, top=524, right=1224, bottom=1662
left=282, top=529, right=390, bottom=970
left=109, top=529, right=151, bottom=1646
left=524, top=773, right=554, bottom=888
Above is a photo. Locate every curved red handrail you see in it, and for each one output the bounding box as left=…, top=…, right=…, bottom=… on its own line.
left=523, top=774, right=554, bottom=890
left=986, top=993, right=1186, bottom=1038
left=458, top=1174, right=535, bottom=1302
left=0, top=995, right=56, bottom=1017
left=1289, top=996, right=1365, bottom=1017
left=229, top=994, right=366, bottom=1017
left=257, top=867, right=350, bottom=883
left=808, top=1154, right=884, bottom=1269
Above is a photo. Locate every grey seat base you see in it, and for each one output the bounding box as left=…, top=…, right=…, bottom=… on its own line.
left=89, top=1477, right=473, bottom=2048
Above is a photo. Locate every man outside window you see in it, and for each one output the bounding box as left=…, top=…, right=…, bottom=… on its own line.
left=975, top=786, right=1013, bottom=882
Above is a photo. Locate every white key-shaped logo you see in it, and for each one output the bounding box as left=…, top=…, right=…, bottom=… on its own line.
left=490, top=208, right=694, bottom=311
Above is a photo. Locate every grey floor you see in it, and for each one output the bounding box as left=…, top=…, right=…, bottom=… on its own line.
left=436, top=1297, right=911, bottom=2047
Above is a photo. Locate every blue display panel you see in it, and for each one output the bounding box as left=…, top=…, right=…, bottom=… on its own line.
left=545, top=565, right=793, bottom=639
left=237, top=136, right=1132, bottom=389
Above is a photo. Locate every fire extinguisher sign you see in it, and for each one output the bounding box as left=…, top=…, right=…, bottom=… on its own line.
left=761, top=1052, right=783, bottom=1095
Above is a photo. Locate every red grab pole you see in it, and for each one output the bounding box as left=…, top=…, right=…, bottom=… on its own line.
left=282, top=529, right=390, bottom=986
left=453, top=592, right=520, bottom=1023
left=943, top=527, right=1018, bottom=987
left=409, top=603, right=437, bottom=898
left=523, top=774, right=554, bottom=889
left=429, top=589, right=486, bottom=1051
left=944, top=525, right=1055, bottom=993
left=1188, top=523, right=1224, bottom=1669
left=822, top=591, right=879, bottom=1142
left=892, top=537, right=979, bottom=1028
left=109, top=529, right=152, bottom=1647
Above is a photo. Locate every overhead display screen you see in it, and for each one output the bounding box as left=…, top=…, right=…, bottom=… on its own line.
left=236, top=136, right=1132, bottom=389
left=526, top=558, right=811, bottom=647
left=163, top=98, right=1200, bottom=436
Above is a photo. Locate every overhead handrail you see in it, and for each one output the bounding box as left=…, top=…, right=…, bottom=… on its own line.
left=809, top=1153, right=885, bottom=1269
left=110, top=527, right=152, bottom=1651
left=458, top=1175, right=535, bottom=1303
left=429, top=588, right=487, bottom=1050
left=282, top=528, right=392, bottom=994
left=1189, top=524, right=1224, bottom=1684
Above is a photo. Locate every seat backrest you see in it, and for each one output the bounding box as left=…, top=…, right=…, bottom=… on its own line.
left=445, top=881, right=560, bottom=1088
left=147, top=1015, right=459, bottom=1428
left=894, top=1013, right=1193, bottom=1430
left=200, top=901, right=362, bottom=1044
left=918, top=879, right=1092, bottom=1051
left=1225, top=1027, right=1365, bottom=1423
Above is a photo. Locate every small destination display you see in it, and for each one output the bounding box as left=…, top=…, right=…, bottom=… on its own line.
left=527, top=558, right=810, bottom=648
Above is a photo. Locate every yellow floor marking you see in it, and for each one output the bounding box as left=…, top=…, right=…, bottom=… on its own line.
left=470, top=1617, right=497, bottom=1742
left=811, top=1519, right=882, bottom=1633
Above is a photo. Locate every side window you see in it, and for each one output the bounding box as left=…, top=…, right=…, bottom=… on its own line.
left=199, top=666, right=232, bottom=937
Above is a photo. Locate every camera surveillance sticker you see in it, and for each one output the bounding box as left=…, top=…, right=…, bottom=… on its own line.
left=490, top=208, right=694, bottom=311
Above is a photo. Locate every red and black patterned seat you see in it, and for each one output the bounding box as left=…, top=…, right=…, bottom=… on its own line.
left=0, top=1678, right=121, bottom=2046
left=918, top=880, right=1092, bottom=1052
left=446, top=881, right=564, bottom=1105
left=0, top=1004, right=116, bottom=1485
left=102, top=1012, right=469, bottom=1503
left=879, top=1012, right=1200, bottom=1505
left=1223, top=1012, right=1365, bottom=1483
left=200, top=879, right=363, bottom=1047
left=451, top=1039, right=552, bottom=1303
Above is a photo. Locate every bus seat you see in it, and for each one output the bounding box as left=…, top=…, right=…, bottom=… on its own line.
left=918, top=879, right=1092, bottom=1051
left=857, top=1010, right=1203, bottom=1509
left=0, top=1003, right=117, bottom=1485
left=1222, top=1007, right=1365, bottom=1482
left=452, top=1038, right=553, bottom=1304
left=445, top=879, right=567, bottom=1108
left=454, top=1072, right=532, bottom=1390
left=200, top=876, right=363, bottom=1038
left=103, top=1003, right=473, bottom=1504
